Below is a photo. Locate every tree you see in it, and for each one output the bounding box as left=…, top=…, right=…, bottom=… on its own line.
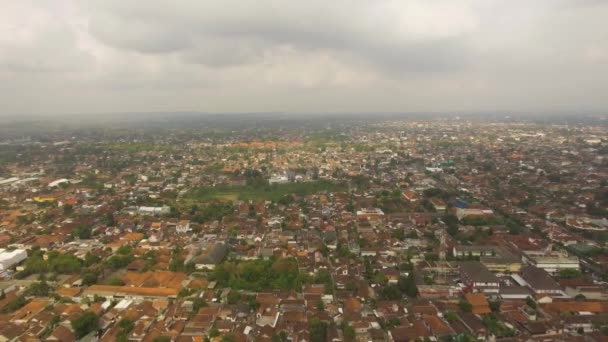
left=209, top=326, right=219, bottom=338
left=525, top=296, right=537, bottom=309
left=73, top=224, right=92, bottom=240
left=309, top=319, right=328, bottom=342
left=221, top=334, right=236, bottom=342
left=227, top=290, right=241, bottom=304
left=343, top=324, right=356, bottom=342
left=316, top=299, right=325, bottom=311
left=71, top=311, right=99, bottom=339
left=81, top=269, right=99, bottom=285
left=379, top=285, right=402, bottom=300
left=153, top=337, right=171, bottom=342
left=63, top=204, right=73, bottom=215
left=107, top=276, right=125, bottom=286
left=447, top=224, right=459, bottom=237
left=559, top=269, right=582, bottom=279
left=397, top=272, right=418, bottom=298
left=458, top=300, right=472, bottom=313
left=84, top=252, right=101, bottom=267
left=49, top=253, right=83, bottom=274
left=25, top=281, right=52, bottom=297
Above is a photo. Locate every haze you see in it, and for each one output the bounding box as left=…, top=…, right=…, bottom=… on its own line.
left=1, top=0, right=607, bottom=116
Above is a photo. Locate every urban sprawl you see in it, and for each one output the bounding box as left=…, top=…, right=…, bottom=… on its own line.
left=0, top=117, right=607, bottom=342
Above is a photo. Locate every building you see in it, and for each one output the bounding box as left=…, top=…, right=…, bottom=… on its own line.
left=84, top=285, right=179, bottom=300
left=465, top=293, right=491, bottom=314
left=176, top=220, right=191, bottom=233
left=430, top=198, right=447, bottom=211
left=523, top=251, right=580, bottom=275
left=453, top=245, right=497, bottom=258
left=193, top=243, right=228, bottom=270
left=137, top=206, right=171, bottom=215
left=356, top=208, right=385, bottom=220
left=402, top=190, right=419, bottom=203
left=520, top=266, right=564, bottom=297
left=456, top=207, right=494, bottom=220
left=459, top=262, right=500, bottom=295
left=468, top=246, right=522, bottom=273
left=0, top=249, right=27, bottom=271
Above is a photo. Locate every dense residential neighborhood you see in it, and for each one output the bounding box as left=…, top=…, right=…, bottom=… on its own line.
left=0, top=115, right=607, bottom=342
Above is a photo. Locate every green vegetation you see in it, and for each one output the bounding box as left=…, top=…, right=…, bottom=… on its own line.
left=73, top=224, right=93, bottom=239
left=191, top=202, right=235, bottom=224
left=1, top=295, right=28, bottom=313
left=211, top=257, right=300, bottom=291
left=559, top=269, right=583, bottom=279
left=458, top=299, right=472, bottom=313
left=106, top=245, right=135, bottom=270
left=482, top=314, right=516, bottom=337
left=444, top=214, right=460, bottom=236
left=25, top=281, right=52, bottom=297
left=71, top=311, right=99, bottom=339
left=526, top=296, right=537, bottom=309
left=153, top=337, right=171, bottom=342
left=187, top=180, right=346, bottom=202
left=82, top=269, right=101, bottom=286
left=117, top=319, right=134, bottom=342
left=309, top=318, right=328, bottom=342
left=377, top=273, right=418, bottom=300
left=17, top=250, right=83, bottom=278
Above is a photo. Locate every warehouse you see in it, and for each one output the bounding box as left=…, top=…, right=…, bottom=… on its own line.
left=0, top=248, right=27, bottom=271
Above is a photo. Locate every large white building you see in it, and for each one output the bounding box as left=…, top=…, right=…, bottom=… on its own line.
left=523, top=251, right=580, bottom=275
left=0, top=249, right=28, bottom=271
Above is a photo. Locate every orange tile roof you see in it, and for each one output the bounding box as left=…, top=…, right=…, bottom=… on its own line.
left=85, top=285, right=178, bottom=297
left=123, top=232, right=144, bottom=242
left=11, top=299, right=49, bottom=322
left=542, top=301, right=608, bottom=313
left=56, top=287, right=82, bottom=297
left=465, top=293, right=489, bottom=307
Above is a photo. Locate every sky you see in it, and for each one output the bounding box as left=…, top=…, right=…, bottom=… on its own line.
left=1, top=0, right=607, bottom=116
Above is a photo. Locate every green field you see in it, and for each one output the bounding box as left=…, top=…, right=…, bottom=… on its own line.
left=186, top=180, right=346, bottom=202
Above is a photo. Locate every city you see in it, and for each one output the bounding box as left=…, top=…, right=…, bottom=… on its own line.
left=0, top=115, right=606, bottom=341
left=2, top=1, right=608, bottom=341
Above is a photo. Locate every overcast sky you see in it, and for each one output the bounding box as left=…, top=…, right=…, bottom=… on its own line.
left=1, top=0, right=607, bottom=116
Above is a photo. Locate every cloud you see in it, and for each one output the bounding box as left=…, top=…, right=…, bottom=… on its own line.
left=86, top=0, right=480, bottom=73
left=0, top=0, right=607, bottom=115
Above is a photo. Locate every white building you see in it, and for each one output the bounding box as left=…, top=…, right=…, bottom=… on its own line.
left=48, top=178, right=69, bottom=187
left=176, top=220, right=191, bottom=233
left=0, top=249, right=28, bottom=271
left=269, top=175, right=289, bottom=184
left=456, top=207, right=494, bottom=220
left=523, top=252, right=580, bottom=275
left=137, top=206, right=170, bottom=215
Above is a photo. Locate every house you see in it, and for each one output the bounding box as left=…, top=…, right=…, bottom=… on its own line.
left=520, top=266, right=564, bottom=297
left=459, top=261, right=499, bottom=295
left=84, top=285, right=179, bottom=300
left=402, top=191, right=419, bottom=203
left=356, top=208, right=385, bottom=221
left=464, top=293, right=491, bottom=315
left=430, top=198, right=446, bottom=211
left=192, top=244, right=228, bottom=270
left=176, top=220, right=191, bottom=233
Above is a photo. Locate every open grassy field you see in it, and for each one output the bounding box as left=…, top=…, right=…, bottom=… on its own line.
left=186, top=180, right=346, bottom=202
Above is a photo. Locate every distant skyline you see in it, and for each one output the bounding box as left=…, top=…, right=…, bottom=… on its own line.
left=1, top=1, right=608, bottom=116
